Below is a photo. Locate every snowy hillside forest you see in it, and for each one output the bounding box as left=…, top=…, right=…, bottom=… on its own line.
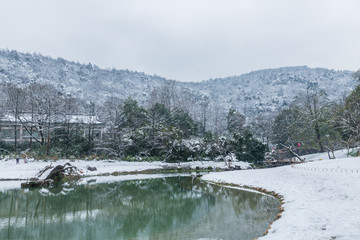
left=0, top=49, right=356, bottom=131
left=0, top=49, right=359, bottom=162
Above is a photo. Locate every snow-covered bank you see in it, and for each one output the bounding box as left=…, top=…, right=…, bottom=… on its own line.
left=0, top=159, right=249, bottom=191
left=202, top=157, right=360, bottom=240
left=2, top=154, right=359, bottom=239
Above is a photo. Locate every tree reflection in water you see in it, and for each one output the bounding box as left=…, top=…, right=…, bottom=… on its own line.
left=0, top=177, right=278, bottom=240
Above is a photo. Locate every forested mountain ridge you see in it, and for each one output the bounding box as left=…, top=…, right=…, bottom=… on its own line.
left=0, top=49, right=168, bottom=106
left=185, top=66, right=355, bottom=115
left=0, top=49, right=356, bottom=115
left=0, top=49, right=358, bottom=160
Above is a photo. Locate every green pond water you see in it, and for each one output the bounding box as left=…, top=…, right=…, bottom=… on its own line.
left=0, top=176, right=279, bottom=240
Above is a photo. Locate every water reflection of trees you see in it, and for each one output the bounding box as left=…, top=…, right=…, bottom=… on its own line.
left=0, top=177, right=214, bottom=239
left=0, top=177, right=279, bottom=240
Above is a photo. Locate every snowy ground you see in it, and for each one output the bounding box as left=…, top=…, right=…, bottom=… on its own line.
left=202, top=150, right=360, bottom=240
left=1, top=150, right=359, bottom=239
left=0, top=158, right=249, bottom=191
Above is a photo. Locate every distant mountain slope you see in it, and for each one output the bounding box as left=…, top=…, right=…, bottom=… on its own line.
left=182, top=66, right=355, bottom=115
left=0, top=49, right=168, bottom=105
left=0, top=49, right=356, bottom=116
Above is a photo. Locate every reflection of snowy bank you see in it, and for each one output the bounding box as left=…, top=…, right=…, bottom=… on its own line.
left=39, top=187, right=75, bottom=196
left=0, top=181, right=22, bottom=191
left=0, top=209, right=102, bottom=230
left=202, top=156, right=360, bottom=240
left=0, top=176, right=278, bottom=240
left=79, top=173, right=192, bottom=185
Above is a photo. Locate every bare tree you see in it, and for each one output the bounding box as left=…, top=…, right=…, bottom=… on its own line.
left=4, top=83, right=27, bottom=153
left=146, top=103, right=171, bottom=155
left=250, top=112, right=276, bottom=149
left=94, top=96, right=123, bottom=156
left=296, top=88, right=330, bottom=152
left=28, top=84, right=65, bottom=155
left=336, top=86, right=360, bottom=154
left=273, top=87, right=336, bottom=159
left=149, top=81, right=178, bottom=111
left=272, top=104, right=306, bottom=161
left=210, top=103, right=227, bottom=135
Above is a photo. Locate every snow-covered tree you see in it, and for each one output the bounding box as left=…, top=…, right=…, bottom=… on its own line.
left=335, top=84, right=360, bottom=150
left=4, top=83, right=27, bottom=152
left=249, top=112, right=276, bottom=148
left=226, top=108, right=245, bottom=134
left=199, top=96, right=210, bottom=136
left=146, top=103, right=171, bottom=155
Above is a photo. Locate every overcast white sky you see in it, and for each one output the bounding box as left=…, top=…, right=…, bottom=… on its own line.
left=1, top=0, right=360, bottom=82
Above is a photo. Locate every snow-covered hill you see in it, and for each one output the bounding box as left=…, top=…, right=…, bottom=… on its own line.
left=184, top=66, right=355, bottom=115
left=0, top=50, right=169, bottom=106
left=0, top=49, right=356, bottom=115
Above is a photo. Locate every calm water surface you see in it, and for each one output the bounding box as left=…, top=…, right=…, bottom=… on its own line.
left=0, top=176, right=279, bottom=240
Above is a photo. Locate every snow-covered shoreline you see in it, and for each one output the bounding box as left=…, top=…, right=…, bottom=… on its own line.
left=202, top=155, right=360, bottom=240
left=0, top=159, right=249, bottom=191
left=1, top=152, right=359, bottom=240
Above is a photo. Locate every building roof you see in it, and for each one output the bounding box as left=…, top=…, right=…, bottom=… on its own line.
left=0, top=113, right=104, bottom=125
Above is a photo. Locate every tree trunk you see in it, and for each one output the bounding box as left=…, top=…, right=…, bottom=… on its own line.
left=14, top=117, right=17, bottom=153
left=314, top=121, right=325, bottom=152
